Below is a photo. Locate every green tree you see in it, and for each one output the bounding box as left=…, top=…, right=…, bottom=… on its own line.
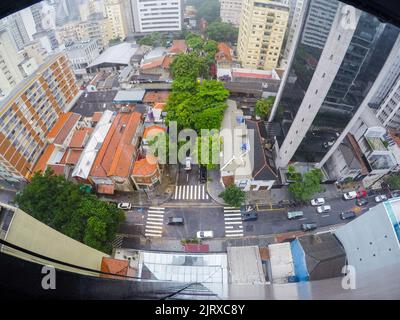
left=203, top=40, right=218, bottom=55
left=138, top=32, right=162, bottom=46
left=219, top=184, right=246, bottom=207
left=13, top=169, right=125, bottom=254
left=204, top=21, right=238, bottom=43
left=255, top=97, right=275, bottom=119
left=385, top=173, right=400, bottom=189
left=186, top=33, right=204, bottom=51
left=288, top=169, right=323, bottom=201
left=196, top=0, right=220, bottom=23
left=170, top=53, right=202, bottom=80
left=192, top=132, right=221, bottom=169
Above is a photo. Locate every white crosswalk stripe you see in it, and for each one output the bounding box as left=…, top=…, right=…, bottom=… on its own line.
left=145, top=207, right=165, bottom=237
left=172, top=185, right=210, bottom=200
left=223, top=207, right=244, bottom=237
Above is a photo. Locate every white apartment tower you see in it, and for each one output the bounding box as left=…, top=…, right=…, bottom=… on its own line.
left=282, top=0, right=304, bottom=60
left=220, top=0, right=243, bottom=27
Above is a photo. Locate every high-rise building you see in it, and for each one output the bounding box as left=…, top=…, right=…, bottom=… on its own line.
left=220, top=0, right=243, bottom=27
left=128, top=0, right=183, bottom=33
left=0, top=29, right=25, bottom=98
left=270, top=0, right=400, bottom=171
left=375, top=75, right=400, bottom=131
left=237, top=0, right=289, bottom=70
left=282, top=0, right=304, bottom=60
left=0, top=53, right=79, bottom=182
left=30, top=2, right=44, bottom=33
left=105, top=0, right=128, bottom=40
left=301, top=0, right=339, bottom=49
left=1, top=12, right=31, bottom=51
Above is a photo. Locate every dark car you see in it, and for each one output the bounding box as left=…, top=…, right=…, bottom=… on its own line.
left=167, top=217, right=184, bottom=225
left=241, top=212, right=258, bottom=221
left=391, top=190, right=400, bottom=198
left=340, top=211, right=356, bottom=220
left=199, top=165, right=207, bottom=183
left=356, top=198, right=369, bottom=206
left=301, top=223, right=317, bottom=231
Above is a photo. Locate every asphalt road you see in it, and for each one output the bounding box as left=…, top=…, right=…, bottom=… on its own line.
left=119, top=192, right=387, bottom=240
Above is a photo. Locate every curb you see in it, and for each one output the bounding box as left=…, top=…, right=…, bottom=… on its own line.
left=206, top=181, right=227, bottom=206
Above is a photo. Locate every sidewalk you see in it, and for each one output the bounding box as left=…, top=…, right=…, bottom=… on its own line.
left=206, top=168, right=227, bottom=205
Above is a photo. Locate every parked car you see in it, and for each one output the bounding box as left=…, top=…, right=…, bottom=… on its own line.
left=185, top=157, right=192, bottom=170
left=196, top=231, right=214, bottom=239
left=199, top=165, right=207, bottom=183
left=340, top=211, right=356, bottom=220
left=167, top=217, right=184, bottom=225
left=317, top=205, right=331, bottom=214
left=356, top=198, right=369, bottom=206
left=287, top=211, right=304, bottom=220
left=343, top=191, right=358, bottom=200
left=301, top=223, right=317, bottom=231
left=241, top=211, right=258, bottom=221
left=375, top=195, right=388, bottom=203
left=310, top=198, right=325, bottom=206
left=117, top=202, right=132, bottom=210
left=391, top=190, right=400, bottom=198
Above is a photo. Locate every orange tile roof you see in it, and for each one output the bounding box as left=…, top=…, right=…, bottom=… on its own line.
left=32, top=144, right=56, bottom=174
left=141, top=56, right=166, bottom=70
left=92, top=112, right=103, bottom=123
left=153, top=102, right=167, bottom=110
left=90, top=112, right=142, bottom=178
left=143, top=125, right=166, bottom=139
left=215, top=43, right=232, bottom=62
left=47, top=164, right=66, bottom=176
left=64, top=149, right=83, bottom=165
left=131, top=155, right=158, bottom=176
left=101, top=257, right=128, bottom=276
left=69, top=127, right=93, bottom=149
left=143, top=91, right=170, bottom=103
left=162, top=56, right=173, bottom=69
left=169, top=40, right=188, bottom=54
left=47, top=112, right=73, bottom=139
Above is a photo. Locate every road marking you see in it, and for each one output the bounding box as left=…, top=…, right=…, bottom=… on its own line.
left=299, top=218, right=306, bottom=221
left=147, top=213, right=164, bottom=217
left=224, top=217, right=242, bottom=221
left=226, top=233, right=244, bottom=237
left=224, top=209, right=241, bottom=213
left=145, top=233, right=162, bottom=237
left=147, top=217, right=164, bottom=222
left=224, top=221, right=243, bottom=225
left=145, top=225, right=163, bottom=230
left=223, top=213, right=242, bottom=217
left=145, top=207, right=165, bottom=237
left=321, top=214, right=330, bottom=218
left=172, top=185, right=210, bottom=201
left=225, top=226, right=234, bottom=229
left=224, top=207, right=239, bottom=209
left=223, top=207, right=244, bottom=237
left=174, top=186, right=178, bottom=199
left=225, top=229, right=244, bottom=233
left=149, top=207, right=164, bottom=210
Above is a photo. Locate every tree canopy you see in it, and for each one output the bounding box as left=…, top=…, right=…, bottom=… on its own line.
left=192, top=132, right=221, bottom=169
left=204, top=21, right=239, bottom=43
left=255, top=97, right=275, bottom=119
left=219, top=184, right=246, bottom=207
left=288, top=168, right=323, bottom=201
left=138, top=32, right=165, bottom=47
left=13, top=169, right=125, bottom=254
left=385, top=173, right=400, bottom=190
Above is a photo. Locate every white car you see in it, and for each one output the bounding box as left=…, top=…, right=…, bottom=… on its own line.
left=317, top=205, right=331, bottom=214
left=310, top=198, right=325, bottom=206
left=343, top=191, right=358, bottom=200
left=375, top=195, right=388, bottom=203
left=117, top=202, right=132, bottom=210
left=196, top=231, right=214, bottom=239
left=185, top=157, right=191, bottom=171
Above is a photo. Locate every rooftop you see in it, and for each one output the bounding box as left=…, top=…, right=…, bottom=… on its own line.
left=143, top=125, right=166, bottom=139
left=168, top=40, right=188, bottom=54
left=31, top=144, right=56, bottom=175
left=46, top=112, right=74, bottom=140
left=215, top=43, right=232, bottom=62
left=143, top=47, right=167, bottom=63
left=88, top=42, right=139, bottom=68
left=71, top=91, right=118, bottom=117
left=90, top=112, right=142, bottom=178
left=113, top=90, right=146, bottom=103
left=143, top=91, right=170, bottom=104
left=53, top=113, right=81, bottom=146
left=131, top=156, right=158, bottom=177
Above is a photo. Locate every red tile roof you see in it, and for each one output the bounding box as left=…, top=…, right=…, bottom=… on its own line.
left=31, top=144, right=56, bottom=175
left=101, top=257, right=129, bottom=277
left=47, top=164, right=66, bottom=176
left=47, top=112, right=73, bottom=139
left=162, top=56, right=173, bottom=69
left=52, top=113, right=81, bottom=145
left=97, top=184, right=115, bottom=195
left=215, top=43, right=232, bottom=62
left=143, top=125, right=166, bottom=139
left=232, top=71, right=272, bottom=79
left=153, top=102, right=167, bottom=110
left=169, top=40, right=188, bottom=54
left=64, top=149, right=83, bottom=165
left=90, top=112, right=142, bottom=178
left=143, top=91, right=170, bottom=103
left=131, top=155, right=158, bottom=177
left=141, top=56, right=166, bottom=70
left=92, top=112, right=103, bottom=123
left=69, top=127, right=93, bottom=149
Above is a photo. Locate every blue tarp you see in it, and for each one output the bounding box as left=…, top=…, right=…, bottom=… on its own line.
left=290, top=239, right=309, bottom=282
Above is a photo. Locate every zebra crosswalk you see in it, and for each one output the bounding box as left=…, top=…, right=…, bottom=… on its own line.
left=223, top=207, right=243, bottom=237
left=112, top=235, right=123, bottom=248
left=172, top=185, right=209, bottom=201
left=145, top=207, right=165, bottom=238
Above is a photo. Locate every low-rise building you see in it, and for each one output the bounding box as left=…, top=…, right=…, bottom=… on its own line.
left=168, top=40, right=188, bottom=55
left=139, top=56, right=172, bottom=81
left=65, top=39, right=100, bottom=78
left=131, top=155, right=162, bottom=190
left=89, top=111, right=143, bottom=193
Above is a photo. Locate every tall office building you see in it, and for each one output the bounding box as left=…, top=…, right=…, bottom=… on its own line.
left=237, top=0, right=289, bottom=70
left=1, top=12, right=31, bottom=51
left=270, top=0, right=400, bottom=170
left=282, top=0, right=304, bottom=60
left=301, top=0, right=339, bottom=49
left=128, top=0, right=183, bottom=33
left=375, top=75, right=400, bottom=131
left=0, top=54, right=79, bottom=182
left=220, top=0, right=243, bottom=27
